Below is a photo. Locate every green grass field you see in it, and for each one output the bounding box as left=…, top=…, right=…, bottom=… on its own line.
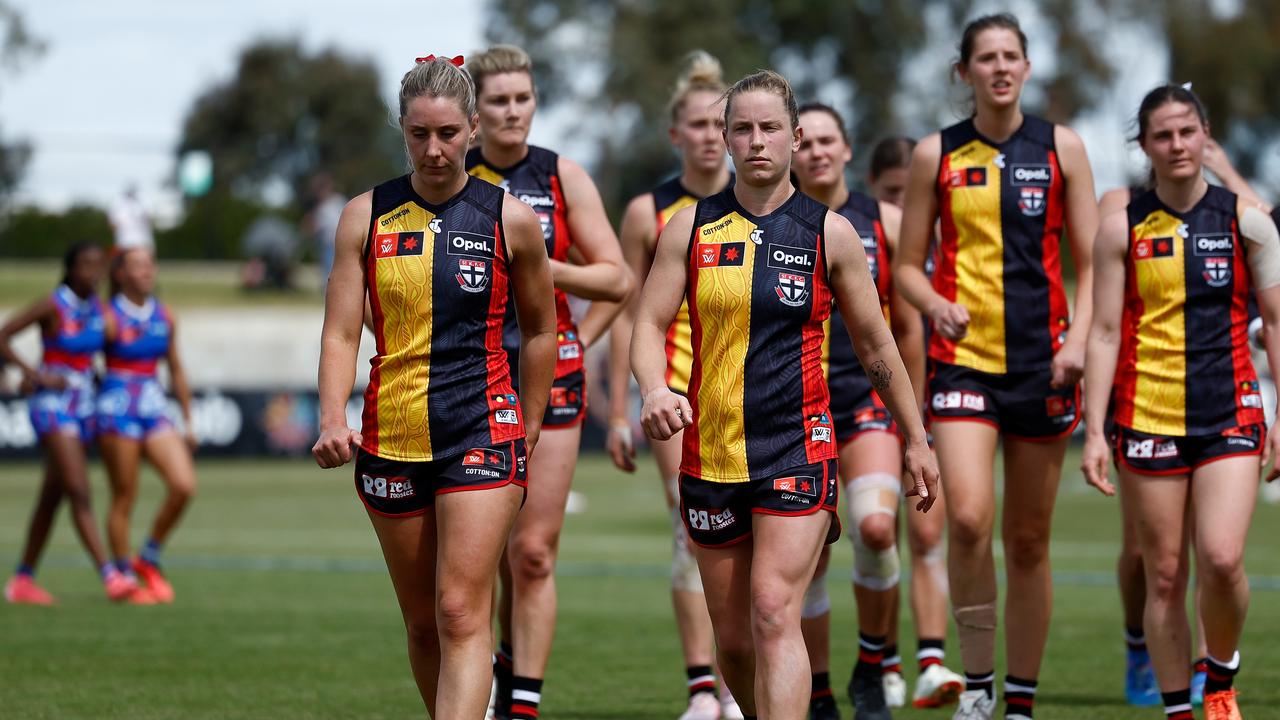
left=0, top=260, right=321, bottom=310
left=2, top=450, right=1280, bottom=719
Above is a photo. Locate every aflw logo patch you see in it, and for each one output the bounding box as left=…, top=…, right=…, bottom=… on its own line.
left=374, top=232, right=425, bottom=259
left=697, top=242, right=745, bottom=268
left=1133, top=237, right=1175, bottom=260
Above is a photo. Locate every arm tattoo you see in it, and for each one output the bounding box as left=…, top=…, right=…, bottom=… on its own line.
left=868, top=360, right=893, bottom=391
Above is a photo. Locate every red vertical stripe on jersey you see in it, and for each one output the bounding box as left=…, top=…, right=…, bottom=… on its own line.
left=1229, top=218, right=1260, bottom=426
left=362, top=244, right=388, bottom=456
left=682, top=244, right=704, bottom=477
left=874, top=219, right=892, bottom=307
left=486, top=219, right=523, bottom=442
left=1112, top=239, right=1143, bottom=429
left=1041, top=151, right=1069, bottom=354
left=932, top=154, right=959, bottom=363
left=802, top=233, right=834, bottom=463
left=549, top=174, right=583, bottom=379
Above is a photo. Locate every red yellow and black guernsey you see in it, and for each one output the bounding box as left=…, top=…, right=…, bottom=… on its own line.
left=1112, top=186, right=1262, bottom=436
left=361, top=175, right=524, bottom=461
left=680, top=189, right=837, bottom=482
left=932, top=115, right=1070, bottom=374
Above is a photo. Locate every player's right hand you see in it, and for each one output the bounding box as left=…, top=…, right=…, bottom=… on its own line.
left=607, top=420, right=637, bottom=472
left=928, top=301, right=970, bottom=341
left=640, top=387, right=692, bottom=441
left=313, top=426, right=362, bottom=468
left=1080, top=431, right=1115, bottom=496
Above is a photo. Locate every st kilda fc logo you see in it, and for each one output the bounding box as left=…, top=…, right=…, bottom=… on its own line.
left=776, top=272, right=809, bottom=307
left=1018, top=186, right=1046, bottom=216
left=456, top=259, right=489, bottom=293
left=1203, top=257, right=1231, bottom=288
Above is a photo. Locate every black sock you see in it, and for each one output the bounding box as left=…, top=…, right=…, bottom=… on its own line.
left=494, top=641, right=514, bottom=711
left=510, top=676, right=543, bottom=720
left=965, top=671, right=995, bottom=701
left=1003, top=675, right=1037, bottom=719
left=687, top=665, right=715, bottom=699
left=1204, top=653, right=1239, bottom=694
left=918, top=638, right=945, bottom=672
left=881, top=643, right=903, bottom=674
left=1162, top=688, right=1193, bottom=719
left=855, top=632, right=886, bottom=677
left=811, top=671, right=835, bottom=707
left=1124, top=626, right=1147, bottom=653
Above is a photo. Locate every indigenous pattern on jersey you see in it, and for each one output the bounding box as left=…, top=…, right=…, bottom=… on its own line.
left=29, top=285, right=104, bottom=440
left=97, top=295, right=174, bottom=439
left=362, top=175, right=524, bottom=462
left=466, top=145, right=582, bottom=381
left=823, top=192, right=893, bottom=440
left=1111, top=186, right=1261, bottom=436
left=932, top=115, right=1070, bottom=374
left=681, top=190, right=836, bottom=483
left=652, top=177, right=701, bottom=394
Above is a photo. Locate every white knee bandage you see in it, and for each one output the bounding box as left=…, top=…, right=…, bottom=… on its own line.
left=846, top=472, right=901, bottom=591
left=671, top=502, right=703, bottom=592
left=802, top=569, right=831, bottom=619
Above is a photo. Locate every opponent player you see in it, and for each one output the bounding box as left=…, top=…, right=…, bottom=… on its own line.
left=1082, top=83, right=1280, bottom=720
left=1, top=242, right=139, bottom=603
left=465, top=44, right=632, bottom=720
left=633, top=69, right=939, bottom=720
left=894, top=13, right=1099, bottom=720
left=793, top=105, right=965, bottom=720
left=97, top=247, right=197, bottom=603
left=1098, top=138, right=1271, bottom=709
left=312, top=55, right=557, bottom=718
left=864, top=135, right=964, bottom=710
left=605, top=51, right=741, bottom=720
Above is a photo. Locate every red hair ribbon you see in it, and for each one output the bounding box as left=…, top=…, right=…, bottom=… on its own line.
left=416, top=54, right=465, bottom=66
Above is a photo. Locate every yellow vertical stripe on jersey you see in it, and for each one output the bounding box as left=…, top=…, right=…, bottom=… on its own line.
left=694, top=217, right=757, bottom=481
left=660, top=195, right=699, bottom=394
left=468, top=164, right=506, bottom=187
left=947, top=141, right=1007, bottom=373
left=1131, top=210, right=1188, bottom=436
left=375, top=203, right=437, bottom=459
left=820, top=317, right=832, bottom=379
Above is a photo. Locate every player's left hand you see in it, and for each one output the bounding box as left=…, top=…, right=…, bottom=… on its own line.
left=1050, top=339, right=1085, bottom=389
left=903, top=437, right=939, bottom=513
left=1263, top=422, right=1280, bottom=482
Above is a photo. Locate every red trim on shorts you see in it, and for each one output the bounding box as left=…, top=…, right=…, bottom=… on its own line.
left=435, top=478, right=518, bottom=496
left=1004, top=392, right=1081, bottom=443
left=930, top=154, right=959, bottom=364
left=687, top=531, right=753, bottom=550
left=836, top=426, right=899, bottom=450
left=105, top=356, right=158, bottom=375
left=1041, top=150, right=1069, bottom=356
left=1191, top=447, right=1262, bottom=471
left=928, top=415, right=999, bottom=430
left=356, top=491, right=430, bottom=519
left=802, top=230, right=834, bottom=463
left=1111, top=432, right=1189, bottom=477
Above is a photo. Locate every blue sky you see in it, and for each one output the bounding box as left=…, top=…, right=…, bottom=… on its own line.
left=3, top=0, right=492, bottom=212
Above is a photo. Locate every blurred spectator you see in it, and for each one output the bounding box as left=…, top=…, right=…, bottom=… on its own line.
left=304, top=173, right=346, bottom=289
left=240, top=215, right=299, bottom=290
left=108, top=186, right=155, bottom=252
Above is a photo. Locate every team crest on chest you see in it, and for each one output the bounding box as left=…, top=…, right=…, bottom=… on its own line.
left=456, top=259, right=489, bottom=293
left=1018, top=186, right=1046, bottom=216
left=775, top=272, right=809, bottom=307
left=1202, top=257, right=1231, bottom=288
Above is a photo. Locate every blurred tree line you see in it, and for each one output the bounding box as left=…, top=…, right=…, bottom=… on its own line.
left=488, top=0, right=1280, bottom=217
left=1, top=1, right=1278, bottom=258
left=1, top=37, right=403, bottom=258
